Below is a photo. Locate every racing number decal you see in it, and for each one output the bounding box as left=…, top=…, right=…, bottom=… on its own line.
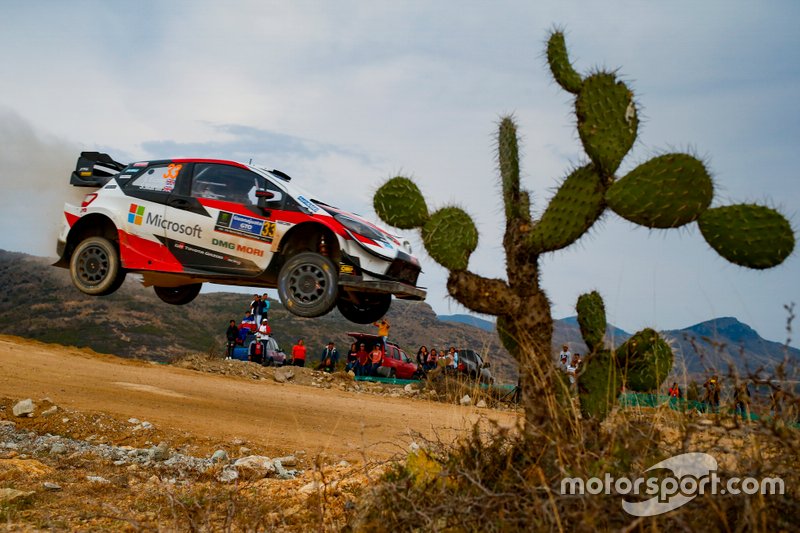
left=163, top=164, right=182, bottom=180
left=261, top=221, right=276, bottom=239
left=162, top=164, right=182, bottom=192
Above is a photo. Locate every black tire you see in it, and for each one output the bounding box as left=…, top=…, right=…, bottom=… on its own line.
left=336, top=292, right=392, bottom=324
left=265, top=357, right=274, bottom=367
left=277, top=252, right=338, bottom=318
left=389, top=369, right=396, bottom=379
left=69, top=236, right=126, bottom=296
left=154, top=283, right=202, bottom=305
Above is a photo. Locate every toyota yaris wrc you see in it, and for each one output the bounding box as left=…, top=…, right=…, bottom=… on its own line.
left=54, top=152, right=426, bottom=323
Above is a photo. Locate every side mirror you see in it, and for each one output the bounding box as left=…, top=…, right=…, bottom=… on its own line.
left=256, top=189, right=282, bottom=209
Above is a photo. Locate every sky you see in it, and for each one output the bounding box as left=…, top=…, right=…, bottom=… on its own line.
left=0, top=1, right=798, bottom=346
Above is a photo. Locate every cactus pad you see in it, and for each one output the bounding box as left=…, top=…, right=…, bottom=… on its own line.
left=576, top=73, right=638, bottom=175
left=578, top=350, right=621, bottom=420
left=374, top=177, right=430, bottom=229
left=421, top=207, right=478, bottom=271
left=576, top=291, right=606, bottom=353
left=698, top=204, right=795, bottom=269
left=528, top=165, right=605, bottom=253
left=546, top=31, right=583, bottom=94
left=606, top=154, right=713, bottom=228
left=616, top=328, right=673, bottom=392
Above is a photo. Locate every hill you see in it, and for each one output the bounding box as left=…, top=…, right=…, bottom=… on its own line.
left=0, top=250, right=518, bottom=383
left=2, top=250, right=796, bottom=384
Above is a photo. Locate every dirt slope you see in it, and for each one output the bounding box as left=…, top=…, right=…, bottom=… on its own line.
left=0, top=335, right=518, bottom=461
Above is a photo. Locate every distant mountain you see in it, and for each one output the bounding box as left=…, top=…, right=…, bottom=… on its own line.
left=662, top=317, right=799, bottom=376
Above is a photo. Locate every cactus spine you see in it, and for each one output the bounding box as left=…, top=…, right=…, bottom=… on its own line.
left=372, top=30, right=795, bottom=430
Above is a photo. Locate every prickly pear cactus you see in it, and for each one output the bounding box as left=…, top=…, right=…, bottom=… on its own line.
left=372, top=30, right=795, bottom=433
left=575, top=292, right=673, bottom=419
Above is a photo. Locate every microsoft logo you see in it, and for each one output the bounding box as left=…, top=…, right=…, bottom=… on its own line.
left=128, top=204, right=145, bottom=225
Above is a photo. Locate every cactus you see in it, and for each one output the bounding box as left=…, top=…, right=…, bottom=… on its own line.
left=575, top=291, right=674, bottom=419
left=372, top=30, right=795, bottom=433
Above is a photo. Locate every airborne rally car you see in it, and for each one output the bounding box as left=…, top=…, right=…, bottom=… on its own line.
left=54, top=152, right=425, bottom=323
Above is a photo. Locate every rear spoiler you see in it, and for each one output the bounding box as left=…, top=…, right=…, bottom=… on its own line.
left=69, top=152, right=127, bottom=187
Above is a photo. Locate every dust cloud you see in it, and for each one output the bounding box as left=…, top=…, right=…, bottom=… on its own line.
left=0, top=108, right=86, bottom=257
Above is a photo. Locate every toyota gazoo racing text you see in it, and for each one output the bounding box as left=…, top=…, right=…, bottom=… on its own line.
left=54, top=152, right=426, bottom=323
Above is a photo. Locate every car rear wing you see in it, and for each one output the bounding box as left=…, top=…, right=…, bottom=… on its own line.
left=69, top=152, right=127, bottom=187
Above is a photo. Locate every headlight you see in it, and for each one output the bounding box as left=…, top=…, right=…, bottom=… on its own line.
left=334, top=214, right=388, bottom=243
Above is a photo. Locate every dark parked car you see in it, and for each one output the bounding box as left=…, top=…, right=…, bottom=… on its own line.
left=347, top=332, right=419, bottom=379
left=457, top=349, right=493, bottom=384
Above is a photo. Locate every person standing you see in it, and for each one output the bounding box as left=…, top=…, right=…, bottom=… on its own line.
left=559, top=344, right=572, bottom=372
left=250, top=294, right=262, bottom=325
left=291, top=339, right=306, bottom=367
left=225, top=320, right=238, bottom=359
left=368, top=344, right=384, bottom=376
left=733, top=382, right=751, bottom=422
left=373, top=318, right=390, bottom=339
left=355, top=343, right=370, bottom=376
left=259, top=293, right=270, bottom=322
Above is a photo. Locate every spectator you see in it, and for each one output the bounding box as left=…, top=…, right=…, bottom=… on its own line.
left=316, top=341, right=339, bottom=373
left=291, top=339, right=306, bottom=367
left=225, top=320, right=238, bottom=359
left=668, top=382, right=682, bottom=399
left=426, top=348, right=438, bottom=370
left=355, top=343, right=370, bottom=376
left=241, top=310, right=257, bottom=332
left=368, top=344, right=384, bottom=376
left=733, top=382, right=751, bottom=422
left=703, top=375, right=721, bottom=413
left=566, top=354, right=581, bottom=385
left=373, top=318, right=390, bottom=339
left=559, top=344, right=571, bottom=372
left=415, top=346, right=428, bottom=368
left=259, top=293, right=270, bottom=321
left=250, top=294, right=262, bottom=325
left=446, top=347, right=458, bottom=373
left=256, top=319, right=271, bottom=342
left=345, top=342, right=359, bottom=373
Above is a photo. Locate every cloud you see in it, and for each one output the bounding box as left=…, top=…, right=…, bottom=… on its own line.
left=0, top=108, right=83, bottom=257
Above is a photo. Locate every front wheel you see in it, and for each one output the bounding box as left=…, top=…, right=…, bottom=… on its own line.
left=69, top=236, right=126, bottom=296
left=336, top=292, right=392, bottom=324
left=277, top=252, right=338, bottom=318
left=154, top=283, right=202, bottom=305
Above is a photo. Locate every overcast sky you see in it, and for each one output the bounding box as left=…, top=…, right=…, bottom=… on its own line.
left=0, top=1, right=798, bottom=346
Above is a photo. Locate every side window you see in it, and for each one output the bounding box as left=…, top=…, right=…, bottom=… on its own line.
left=191, top=164, right=261, bottom=205
left=127, top=164, right=184, bottom=193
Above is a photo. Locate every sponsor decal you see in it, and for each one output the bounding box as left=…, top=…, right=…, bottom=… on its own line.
left=211, top=238, right=265, bottom=257
left=129, top=205, right=202, bottom=237
left=296, top=195, right=320, bottom=213
left=133, top=161, right=148, bottom=167
left=214, top=211, right=275, bottom=242
left=161, top=163, right=181, bottom=192
left=128, top=204, right=145, bottom=225
left=170, top=240, right=243, bottom=266
left=340, top=264, right=355, bottom=274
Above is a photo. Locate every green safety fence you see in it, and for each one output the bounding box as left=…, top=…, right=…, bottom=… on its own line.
left=618, top=392, right=799, bottom=428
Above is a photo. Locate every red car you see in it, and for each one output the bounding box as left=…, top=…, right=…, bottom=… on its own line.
left=347, top=332, right=418, bottom=379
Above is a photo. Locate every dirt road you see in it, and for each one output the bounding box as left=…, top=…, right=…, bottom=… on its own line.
left=0, top=336, right=518, bottom=461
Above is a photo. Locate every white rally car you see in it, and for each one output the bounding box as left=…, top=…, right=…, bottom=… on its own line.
left=54, top=152, right=425, bottom=323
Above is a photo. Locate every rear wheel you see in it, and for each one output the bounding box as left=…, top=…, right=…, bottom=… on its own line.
left=336, top=292, right=392, bottom=324
left=154, top=283, right=202, bottom=305
left=388, top=368, right=397, bottom=379
left=69, top=236, right=126, bottom=296
left=277, top=252, right=338, bottom=318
